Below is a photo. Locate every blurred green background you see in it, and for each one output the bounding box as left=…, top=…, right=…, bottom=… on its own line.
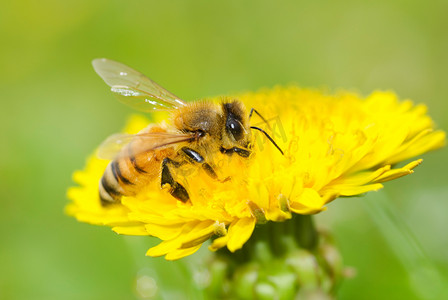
left=1, top=0, right=447, bottom=299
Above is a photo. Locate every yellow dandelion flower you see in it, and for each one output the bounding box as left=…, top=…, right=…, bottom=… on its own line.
left=66, top=86, right=445, bottom=260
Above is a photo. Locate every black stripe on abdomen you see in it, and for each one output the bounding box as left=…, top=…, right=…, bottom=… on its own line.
left=101, top=176, right=120, bottom=197
left=99, top=170, right=121, bottom=206
left=111, top=160, right=134, bottom=185
left=129, top=153, right=147, bottom=174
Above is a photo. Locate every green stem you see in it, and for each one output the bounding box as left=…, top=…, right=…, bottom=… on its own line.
left=293, top=214, right=318, bottom=250
left=208, top=215, right=342, bottom=299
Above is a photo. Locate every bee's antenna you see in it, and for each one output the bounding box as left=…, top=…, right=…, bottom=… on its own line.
left=250, top=126, right=284, bottom=155
left=249, top=108, right=272, bottom=131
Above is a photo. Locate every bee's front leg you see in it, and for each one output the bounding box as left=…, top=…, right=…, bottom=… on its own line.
left=161, top=158, right=189, bottom=203
left=181, top=147, right=227, bottom=182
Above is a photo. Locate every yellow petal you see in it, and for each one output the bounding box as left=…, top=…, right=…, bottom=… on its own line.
left=333, top=165, right=391, bottom=186
left=289, top=189, right=326, bottom=214
left=374, top=159, right=422, bottom=183
left=388, top=130, right=446, bottom=163
left=112, top=225, right=149, bottom=236
left=145, top=223, right=186, bottom=241
left=227, top=218, right=256, bottom=252
left=180, top=221, right=216, bottom=245
left=146, top=221, right=215, bottom=257
left=146, top=240, right=179, bottom=257
left=338, top=183, right=384, bottom=196
left=165, top=244, right=202, bottom=261
left=209, top=235, right=230, bottom=252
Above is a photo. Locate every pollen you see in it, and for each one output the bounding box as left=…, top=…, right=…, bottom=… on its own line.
left=66, top=87, right=446, bottom=260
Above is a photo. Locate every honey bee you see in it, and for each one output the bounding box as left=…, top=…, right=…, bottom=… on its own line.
left=93, top=58, right=283, bottom=206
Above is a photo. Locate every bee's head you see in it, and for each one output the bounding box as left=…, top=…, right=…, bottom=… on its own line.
left=222, top=100, right=251, bottom=148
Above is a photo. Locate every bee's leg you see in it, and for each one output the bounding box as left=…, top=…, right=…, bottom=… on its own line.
left=220, top=146, right=251, bottom=158
left=181, top=147, right=228, bottom=182
left=181, top=147, right=204, bottom=163
left=161, top=158, right=189, bottom=203
left=201, top=163, right=218, bottom=180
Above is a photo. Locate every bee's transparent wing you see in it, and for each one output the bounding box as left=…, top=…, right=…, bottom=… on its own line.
left=97, top=132, right=195, bottom=160
left=92, top=58, right=187, bottom=112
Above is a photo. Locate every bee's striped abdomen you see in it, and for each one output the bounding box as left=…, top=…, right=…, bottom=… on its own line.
left=98, top=148, right=162, bottom=206
left=98, top=131, right=178, bottom=206
left=99, top=160, right=135, bottom=206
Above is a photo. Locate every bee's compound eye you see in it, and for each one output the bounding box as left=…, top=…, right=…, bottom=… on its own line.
left=226, top=118, right=243, bottom=141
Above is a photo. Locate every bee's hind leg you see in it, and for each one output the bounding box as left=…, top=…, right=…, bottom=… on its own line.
left=161, top=158, right=190, bottom=203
